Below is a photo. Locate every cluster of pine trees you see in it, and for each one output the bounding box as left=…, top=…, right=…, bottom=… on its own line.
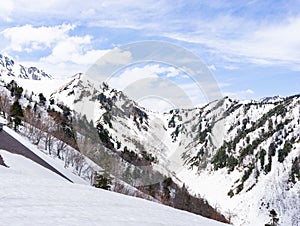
left=0, top=80, right=96, bottom=182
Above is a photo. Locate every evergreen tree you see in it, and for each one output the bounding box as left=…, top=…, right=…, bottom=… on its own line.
left=10, top=100, right=23, bottom=131
left=6, top=80, right=23, bottom=99
left=93, top=171, right=112, bottom=190
left=265, top=209, right=279, bottom=226
left=259, top=149, right=267, bottom=169
left=49, top=99, right=55, bottom=105
left=14, top=86, right=23, bottom=99
left=290, top=157, right=300, bottom=183
left=38, top=93, right=47, bottom=105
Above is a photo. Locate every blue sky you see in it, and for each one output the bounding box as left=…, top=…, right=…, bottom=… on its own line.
left=0, top=0, right=300, bottom=108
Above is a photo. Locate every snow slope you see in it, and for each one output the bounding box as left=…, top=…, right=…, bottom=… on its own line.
left=2, top=124, right=88, bottom=184
left=52, top=76, right=300, bottom=226
left=0, top=150, right=228, bottom=226
left=2, top=56, right=299, bottom=226
left=0, top=72, right=70, bottom=99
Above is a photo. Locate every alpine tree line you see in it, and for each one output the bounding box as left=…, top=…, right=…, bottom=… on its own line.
left=1, top=80, right=229, bottom=224
left=0, top=80, right=95, bottom=182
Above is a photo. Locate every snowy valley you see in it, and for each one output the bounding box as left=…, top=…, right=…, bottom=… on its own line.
left=0, top=145, right=227, bottom=226
left=0, top=55, right=300, bottom=226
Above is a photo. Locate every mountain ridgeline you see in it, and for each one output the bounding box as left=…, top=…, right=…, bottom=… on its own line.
left=51, top=75, right=300, bottom=225
left=0, top=54, right=52, bottom=80
left=1, top=57, right=300, bottom=225
left=0, top=69, right=229, bottom=223
left=53, top=75, right=300, bottom=183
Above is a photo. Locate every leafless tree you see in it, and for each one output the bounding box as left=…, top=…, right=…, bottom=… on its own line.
left=63, top=149, right=71, bottom=168
left=44, top=119, right=56, bottom=154
left=22, top=106, right=46, bottom=145
left=74, top=153, right=85, bottom=176
left=81, top=165, right=95, bottom=184
left=56, top=139, right=68, bottom=159
left=0, top=91, right=10, bottom=119
left=23, top=106, right=35, bottom=136
left=225, top=209, right=237, bottom=224
left=113, top=182, right=132, bottom=195
left=32, top=120, right=46, bottom=145
left=44, top=132, right=54, bottom=155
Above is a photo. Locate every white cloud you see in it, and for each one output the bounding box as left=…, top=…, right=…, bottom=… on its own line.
left=95, top=48, right=132, bottom=66
left=41, top=36, right=109, bottom=65
left=165, top=67, right=180, bottom=78
left=219, top=82, right=231, bottom=88
left=12, top=0, right=71, bottom=11
left=224, top=65, right=239, bottom=70
left=106, top=64, right=207, bottom=110
left=223, top=89, right=255, bottom=100
left=107, top=64, right=163, bottom=90
left=42, top=36, right=91, bottom=63
left=138, top=98, right=175, bottom=113
left=2, top=23, right=112, bottom=77
left=2, top=0, right=299, bottom=79
left=9, top=0, right=74, bottom=18
left=83, top=1, right=172, bottom=29
left=165, top=16, right=300, bottom=67
left=178, top=82, right=207, bottom=107
left=245, top=89, right=254, bottom=94
left=178, top=66, right=197, bottom=77
left=0, top=0, right=14, bottom=21
left=6, top=0, right=172, bottom=31
left=208, top=65, right=217, bottom=71
left=2, top=24, right=75, bottom=52
left=123, top=78, right=196, bottom=111
left=241, top=17, right=300, bottom=63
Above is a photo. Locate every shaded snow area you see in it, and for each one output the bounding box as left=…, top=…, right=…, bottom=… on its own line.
left=0, top=150, right=227, bottom=226
left=3, top=125, right=90, bottom=185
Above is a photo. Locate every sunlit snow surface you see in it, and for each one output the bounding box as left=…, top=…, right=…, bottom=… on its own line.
left=0, top=150, right=227, bottom=226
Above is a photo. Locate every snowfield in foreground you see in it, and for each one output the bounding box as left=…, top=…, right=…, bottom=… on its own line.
left=0, top=150, right=227, bottom=226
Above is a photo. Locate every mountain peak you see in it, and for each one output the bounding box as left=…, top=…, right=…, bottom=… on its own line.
left=260, top=95, right=285, bottom=104
left=0, top=54, right=52, bottom=80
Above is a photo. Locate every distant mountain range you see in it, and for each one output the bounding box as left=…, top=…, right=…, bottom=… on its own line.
left=0, top=54, right=52, bottom=80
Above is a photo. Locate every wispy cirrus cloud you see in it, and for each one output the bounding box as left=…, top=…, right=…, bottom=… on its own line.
left=1, top=0, right=300, bottom=101
left=163, top=15, right=300, bottom=68
left=3, top=0, right=174, bottom=30
left=3, top=0, right=300, bottom=69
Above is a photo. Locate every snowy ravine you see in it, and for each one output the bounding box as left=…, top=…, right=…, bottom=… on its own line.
left=0, top=150, right=227, bottom=226
left=51, top=75, right=300, bottom=226
left=1, top=55, right=300, bottom=226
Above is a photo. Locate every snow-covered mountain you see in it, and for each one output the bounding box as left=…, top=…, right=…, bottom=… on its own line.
left=1, top=56, right=299, bottom=225
left=0, top=54, right=52, bottom=80
left=0, top=62, right=229, bottom=225
left=260, top=95, right=286, bottom=104
left=51, top=75, right=300, bottom=226
left=0, top=55, right=74, bottom=98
